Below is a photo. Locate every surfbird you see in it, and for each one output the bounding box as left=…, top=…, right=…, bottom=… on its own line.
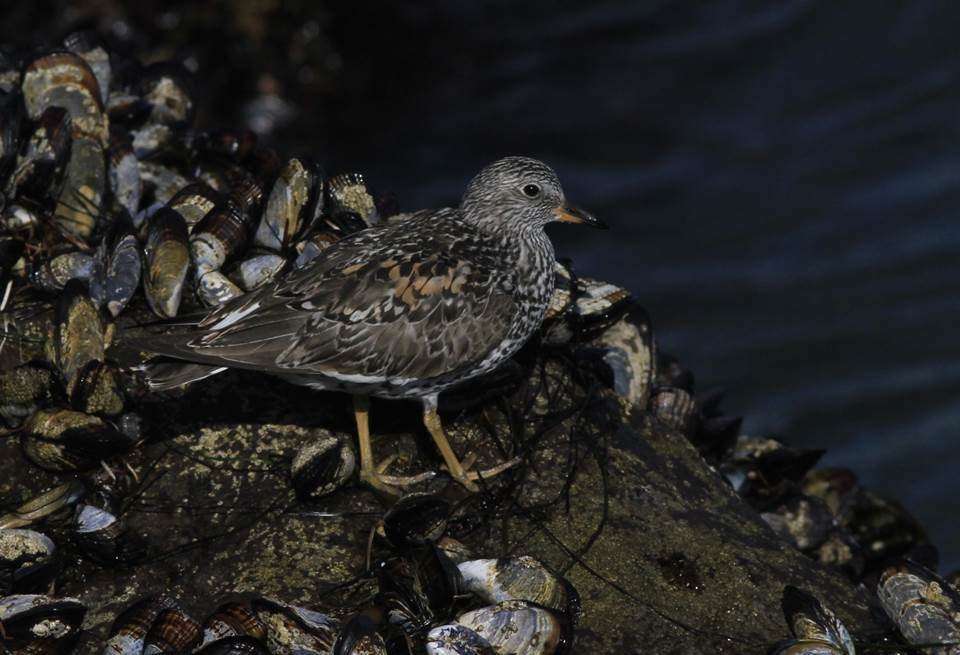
left=139, top=156, right=607, bottom=494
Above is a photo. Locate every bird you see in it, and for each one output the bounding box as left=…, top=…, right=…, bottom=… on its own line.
left=136, top=156, right=607, bottom=495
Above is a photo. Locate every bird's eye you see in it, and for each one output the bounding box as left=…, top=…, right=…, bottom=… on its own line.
left=522, top=184, right=541, bottom=198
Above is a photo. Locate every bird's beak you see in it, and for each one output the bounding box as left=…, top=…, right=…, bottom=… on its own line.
left=553, top=202, right=608, bottom=229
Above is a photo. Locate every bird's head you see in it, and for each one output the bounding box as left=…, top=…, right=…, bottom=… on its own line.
left=460, top=156, right=607, bottom=233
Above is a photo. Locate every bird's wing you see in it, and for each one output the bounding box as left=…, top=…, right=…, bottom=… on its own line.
left=149, top=210, right=519, bottom=383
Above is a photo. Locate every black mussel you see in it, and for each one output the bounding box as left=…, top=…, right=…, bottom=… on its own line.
left=21, top=407, right=133, bottom=472
left=0, top=88, right=25, bottom=187
left=545, top=261, right=631, bottom=342
left=108, top=127, right=142, bottom=217
left=191, top=198, right=256, bottom=306
left=90, top=216, right=142, bottom=317
left=71, top=360, right=125, bottom=416
left=651, top=386, right=698, bottom=437
left=846, top=491, right=928, bottom=569
left=878, top=560, right=960, bottom=651
left=139, top=62, right=194, bottom=125
left=54, top=130, right=106, bottom=240
left=426, top=624, right=495, bottom=655
left=252, top=597, right=340, bottom=655
left=190, top=199, right=255, bottom=275
left=201, top=602, right=267, bottom=645
left=383, top=493, right=451, bottom=549
left=780, top=586, right=854, bottom=654
left=761, top=495, right=834, bottom=552
left=254, top=157, right=324, bottom=252
left=456, top=600, right=572, bottom=655
left=167, top=182, right=220, bottom=230
left=30, top=251, right=97, bottom=293
left=7, top=105, right=72, bottom=203
left=143, top=206, right=190, bottom=318
left=46, top=279, right=105, bottom=395
left=814, top=530, right=864, bottom=581
left=21, top=50, right=104, bottom=132
left=103, top=594, right=180, bottom=655
left=21, top=51, right=108, bottom=239
left=327, top=173, right=379, bottom=226
left=719, top=436, right=823, bottom=504
left=196, top=636, right=271, bottom=655
left=63, top=31, right=111, bottom=106
left=0, top=361, right=64, bottom=428
left=691, top=413, right=743, bottom=463
left=377, top=545, right=463, bottom=632
left=333, top=614, right=387, bottom=655
left=0, top=480, right=86, bottom=530
left=291, top=430, right=357, bottom=500
left=143, top=607, right=202, bottom=655
left=0, top=528, right=58, bottom=594
left=73, top=503, right=126, bottom=563
left=457, top=557, right=575, bottom=617
left=0, top=594, right=86, bottom=655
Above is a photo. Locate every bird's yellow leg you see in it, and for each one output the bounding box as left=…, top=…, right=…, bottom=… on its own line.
left=422, top=407, right=482, bottom=492
left=353, top=395, right=434, bottom=495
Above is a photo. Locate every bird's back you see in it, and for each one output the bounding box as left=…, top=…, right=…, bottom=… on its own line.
left=137, top=209, right=552, bottom=397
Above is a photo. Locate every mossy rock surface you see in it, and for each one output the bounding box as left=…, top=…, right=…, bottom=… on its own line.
left=0, top=309, right=886, bottom=654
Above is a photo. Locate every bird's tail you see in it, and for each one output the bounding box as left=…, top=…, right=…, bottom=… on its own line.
left=134, top=358, right=228, bottom=392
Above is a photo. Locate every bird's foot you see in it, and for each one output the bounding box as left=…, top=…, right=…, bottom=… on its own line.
left=442, top=453, right=522, bottom=491
left=360, top=456, right=436, bottom=496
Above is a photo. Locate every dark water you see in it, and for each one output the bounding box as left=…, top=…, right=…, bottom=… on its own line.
left=7, top=1, right=960, bottom=567
left=310, top=2, right=960, bottom=568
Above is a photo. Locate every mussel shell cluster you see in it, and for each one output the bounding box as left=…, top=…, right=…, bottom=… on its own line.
left=371, top=494, right=576, bottom=655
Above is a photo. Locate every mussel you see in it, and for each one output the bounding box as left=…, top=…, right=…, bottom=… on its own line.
left=254, top=157, right=324, bottom=252
left=252, top=597, right=340, bottom=655
left=0, top=528, right=58, bottom=594
left=426, top=624, right=495, bottom=655
left=0, top=594, right=86, bottom=655
left=456, top=601, right=571, bottom=655
left=142, top=607, right=202, bottom=655
left=201, top=602, right=268, bottom=645
left=74, top=503, right=126, bottom=563
left=333, top=614, right=387, bottom=655
left=143, top=207, right=190, bottom=318
left=0, top=361, right=63, bottom=428
left=0, top=480, right=86, bottom=530
left=103, top=594, right=180, bottom=655
left=383, top=493, right=451, bottom=549
left=457, top=557, right=573, bottom=616
left=291, top=431, right=357, bottom=500
left=46, top=279, right=105, bottom=395
left=878, top=560, right=960, bottom=652
left=21, top=407, right=133, bottom=472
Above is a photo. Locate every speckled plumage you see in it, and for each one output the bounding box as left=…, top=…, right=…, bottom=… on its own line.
left=140, top=156, right=604, bottom=492
left=143, top=157, right=591, bottom=399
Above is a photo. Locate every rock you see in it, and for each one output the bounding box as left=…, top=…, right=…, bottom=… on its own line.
left=0, top=305, right=890, bottom=654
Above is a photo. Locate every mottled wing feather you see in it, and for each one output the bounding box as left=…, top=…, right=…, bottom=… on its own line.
left=183, top=210, right=517, bottom=383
